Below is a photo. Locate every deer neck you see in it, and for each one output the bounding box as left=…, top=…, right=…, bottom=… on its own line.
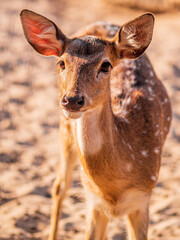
left=75, top=98, right=115, bottom=170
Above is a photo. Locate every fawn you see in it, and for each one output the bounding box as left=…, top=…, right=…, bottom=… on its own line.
left=20, top=10, right=172, bottom=240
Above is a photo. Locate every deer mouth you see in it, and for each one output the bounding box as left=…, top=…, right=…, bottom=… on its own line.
left=62, top=109, right=84, bottom=119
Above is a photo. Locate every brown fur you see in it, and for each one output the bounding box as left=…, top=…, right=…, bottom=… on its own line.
left=20, top=10, right=172, bottom=240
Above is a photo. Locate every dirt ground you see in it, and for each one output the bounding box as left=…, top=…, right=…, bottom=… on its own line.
left=0, top=0, right=180, bottom=239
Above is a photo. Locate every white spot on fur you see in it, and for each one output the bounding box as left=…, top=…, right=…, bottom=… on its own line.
left=150, top=80, right=155, bottom=86
left=155, top=130, right=160, bottom=136
left=154, top=147, right=159, bottom=154
left=167, top=116, right=171, bottom=121
left=151, top=175, right=156, bottom=181
left=141, top=150, right=148, bottom=157
left=148, top=86, right=153, bottom=93
left=162, top=98, right=168, bottom=105
left=148, top=86, right=155, bottom=97
left=148, top=97, right=154, bottom=101
left=127, top=143, right=132, bottom=150
left=150, top=71, right=154, bottom=77
left=126, top=163, right=133, bottom=172
left=164, top=126, right=168, bottom=132
left=126, top=70, right=132, bottom=76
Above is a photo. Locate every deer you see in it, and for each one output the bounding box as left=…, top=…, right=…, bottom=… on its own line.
left=20, top=9, right=172, bottom=240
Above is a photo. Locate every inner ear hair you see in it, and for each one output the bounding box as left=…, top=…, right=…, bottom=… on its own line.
left=20, top=9, right=68, bottom=57
left=114, top=13, right=155, bottom=59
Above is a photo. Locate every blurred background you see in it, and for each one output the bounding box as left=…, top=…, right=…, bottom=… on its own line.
left=0, top=0, right=180, bottom=239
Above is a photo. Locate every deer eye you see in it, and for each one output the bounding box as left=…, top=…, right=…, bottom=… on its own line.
left=58, top=60, right=65, bottom=70
left=100, top=61, right=112, bottom=73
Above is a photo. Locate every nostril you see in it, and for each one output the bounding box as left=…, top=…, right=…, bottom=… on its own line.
left=76, top=96, right=84, bottom=106
left=61, top=96, right=69, bottom=106
left=62, top=95, right=85, bottom=110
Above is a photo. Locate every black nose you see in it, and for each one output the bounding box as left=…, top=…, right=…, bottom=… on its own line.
left=61, top=95, right=85, bottom=111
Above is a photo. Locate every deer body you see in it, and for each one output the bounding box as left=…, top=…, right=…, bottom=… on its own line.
left=20, top=10, right=171, bottom=240
left=74, top=52, right=171, bottom=215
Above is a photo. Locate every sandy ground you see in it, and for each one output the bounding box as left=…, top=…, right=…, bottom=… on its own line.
left=0, top=0, right=180, bottom=239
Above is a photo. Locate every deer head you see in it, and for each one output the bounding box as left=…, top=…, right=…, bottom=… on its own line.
left=20, top=10, right=154, bottom=119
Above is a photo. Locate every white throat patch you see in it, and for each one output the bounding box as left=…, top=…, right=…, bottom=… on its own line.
left=76, top=108, right=103, bottom=155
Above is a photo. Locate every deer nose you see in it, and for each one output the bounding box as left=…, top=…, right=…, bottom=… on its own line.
left=61, top=95, right=85, bottom=111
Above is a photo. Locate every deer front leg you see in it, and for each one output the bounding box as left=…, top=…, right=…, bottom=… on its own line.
left=85, top=203, right=109, bottom=240
left=127, top=204, right=149, bottom=240
left=49, top=120, right=77, bottom=240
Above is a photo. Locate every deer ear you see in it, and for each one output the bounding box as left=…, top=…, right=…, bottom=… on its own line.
left=113, top=13, right=154, bottom=59
left=20, top=9, right=68, bottom=56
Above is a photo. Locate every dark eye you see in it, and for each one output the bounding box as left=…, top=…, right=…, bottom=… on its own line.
left=58, top=60, right=65, bottom=70
left=100, top=61, right=112, bottom=73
